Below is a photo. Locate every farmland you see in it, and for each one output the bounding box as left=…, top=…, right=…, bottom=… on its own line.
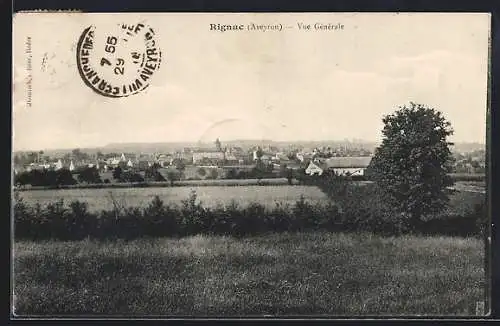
left=13, top=232, right=486, bottom=316
left=17, top=185, right=330, bottom=212
left=17, top=181, right=485, bottom=217
left=13, top=182, right=488, bottom=316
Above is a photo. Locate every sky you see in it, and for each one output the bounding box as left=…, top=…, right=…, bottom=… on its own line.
left=12, top=13, right=490, bottom=151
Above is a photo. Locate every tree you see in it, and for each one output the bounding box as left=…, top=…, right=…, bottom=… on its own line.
left=226, top=168, right=238, bottom=179
left=280, top=164, right=293, bottom=185
left=368, top=102, right=454, bottom=227
left=166, top=170, right=179, bottom=186
left=77, top=167, right=102, bottom=184
left=55, top=169, right=77, bottom=186
left=14, top=171, right=31, bottom=186
left=208, top=169, right=219, bottom=180
left=255, top=147, right=263, bottom=160
left=120, top=171, right=144, bottom=183
left=112, top=166, right=123, bottom=180
left=14, top=154, right=20, bottom=165
left=145, top=166, right=166, bottom=182
left=197, top=167, right=207, bottom=177
left=253, top=160, right=272, bottom=181
left=72, top=148, right=82, bottom=160
left=175, top=160, right=186, bottom=180
left=72, top=148, right=89, bottom=161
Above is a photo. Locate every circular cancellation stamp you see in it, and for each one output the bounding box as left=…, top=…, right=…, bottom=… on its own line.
left=76, top=22, right=162, bottom=97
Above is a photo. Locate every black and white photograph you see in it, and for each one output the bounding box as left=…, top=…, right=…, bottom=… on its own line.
left=11, top=12, right=491, bottom=317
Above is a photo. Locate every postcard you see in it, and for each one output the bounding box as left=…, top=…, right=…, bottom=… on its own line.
left=12, top=12, right=490, bottom=318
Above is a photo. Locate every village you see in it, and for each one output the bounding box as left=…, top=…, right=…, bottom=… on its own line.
left=13, top=139, right=377, bottom=186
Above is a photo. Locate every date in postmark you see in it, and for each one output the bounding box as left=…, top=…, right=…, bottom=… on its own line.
left=76, top=22, right=162, bottom=98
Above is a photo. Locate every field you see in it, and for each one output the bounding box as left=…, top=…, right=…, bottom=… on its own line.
left=17, top=182, right=485, bottom=217
left=17, top=185, right=330, bottom=212
left=12, top=232, right=486, bottom=316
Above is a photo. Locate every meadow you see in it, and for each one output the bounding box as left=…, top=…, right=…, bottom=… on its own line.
left=17, top=182, right=485, bottom=217
left=17, top=185, right=330, bottom=212
left=13, top=232, right=486, bottom=316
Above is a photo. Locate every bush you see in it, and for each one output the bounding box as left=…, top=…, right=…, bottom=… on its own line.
left=225, top=168, right=238, bottom=179
left=119, top=171, right=144, bottom=183
left=145, top=167, right=166, bottom=182
left=142, top=196, right=178, bottom=237
left=179, top=190, right=206, bottom=235
left=77, top=167, right=102, bottom=184
left=14, top=169, right=77, bottom=187
left=13, top=187, right=486, bottom=241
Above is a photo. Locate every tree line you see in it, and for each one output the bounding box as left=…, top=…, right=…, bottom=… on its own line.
left=14, top=165, right=173, bottom=187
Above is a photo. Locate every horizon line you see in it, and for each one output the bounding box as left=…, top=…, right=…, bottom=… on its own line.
left=13, top=138, right=486, bottom=153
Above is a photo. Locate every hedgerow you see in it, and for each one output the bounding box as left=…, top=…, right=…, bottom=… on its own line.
left=13, top=186, right=486, bottom=241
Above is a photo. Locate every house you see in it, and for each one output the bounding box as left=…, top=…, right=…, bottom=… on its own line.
left=305, top=161, right=324, bottom=176
left=253, top=149, right=273, bottom=162
left=296, top=152, right=313, bottom=163
left=192, top=149, right=225, bottom=164
left=156, top=153, right=173, bottom=167
left=324, top=156, right=372, bottom=176
left=54, top=159, right=63, bottom=170
left=272, top=152, right=289, bottom=162
left=260, top=154, right=271, bottom=163
left=305, top=156, right=372, bottom=176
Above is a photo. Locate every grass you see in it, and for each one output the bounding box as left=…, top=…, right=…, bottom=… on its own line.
left=443, top=190, right=486, bottom=217
left=17, top=177, right=299, bottom=191
left=449, top=173, right=486, bottom=182
left=17, top=185, right=329, bottom=212
left=17, top=183, right=484, bottom=217
left=12, top=232, right=486, bottom=316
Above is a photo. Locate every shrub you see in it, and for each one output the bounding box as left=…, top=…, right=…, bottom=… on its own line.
left=67, top=201, right=97, bottom=240
left=14, top=169, right=77, bottom=187
left=12, top=186, right=486, bottom=241
left=266, top=202, right=292, bottom=233
left=13, top=192, right=34, bottom=239
left=225, top=168, right=238, bottom=179
left=209, top=201, right=239, bottom=235
left=197, top=167, right=207, bottom=177
left=291, top=195, right=314, bottom=231
left=179, top=190, right=206, bottom=235
left=239, top=203, right=267, bottom=236
left=205, top=169, right=219, bottom=180
left=142, top=196, right=178, bottom=237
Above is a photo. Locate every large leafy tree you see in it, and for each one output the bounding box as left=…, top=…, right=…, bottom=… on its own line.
left=368, top=102, right=455, bottom=225
left=77, top=167, right=102, bottom=184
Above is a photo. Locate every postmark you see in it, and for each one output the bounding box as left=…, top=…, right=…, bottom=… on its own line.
left=76, top=22, right=162, bottom=97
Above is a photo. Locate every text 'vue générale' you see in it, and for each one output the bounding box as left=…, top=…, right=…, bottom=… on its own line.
left=209, top=22, right=345, bottom=33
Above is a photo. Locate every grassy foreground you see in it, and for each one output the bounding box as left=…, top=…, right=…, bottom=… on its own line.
left=13, top=232, right=486, bottom=316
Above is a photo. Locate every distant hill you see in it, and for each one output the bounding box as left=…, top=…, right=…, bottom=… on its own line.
left=14, top=140, right=485, bottom=156
left=98, top=140, right=485, bottom=154
left=450, top=142, right=485, bottom=153
left=101, top=140, right=380, bottom=153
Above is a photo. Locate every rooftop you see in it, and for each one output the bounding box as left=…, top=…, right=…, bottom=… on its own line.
left=322, top=156, right=372, bottom=168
